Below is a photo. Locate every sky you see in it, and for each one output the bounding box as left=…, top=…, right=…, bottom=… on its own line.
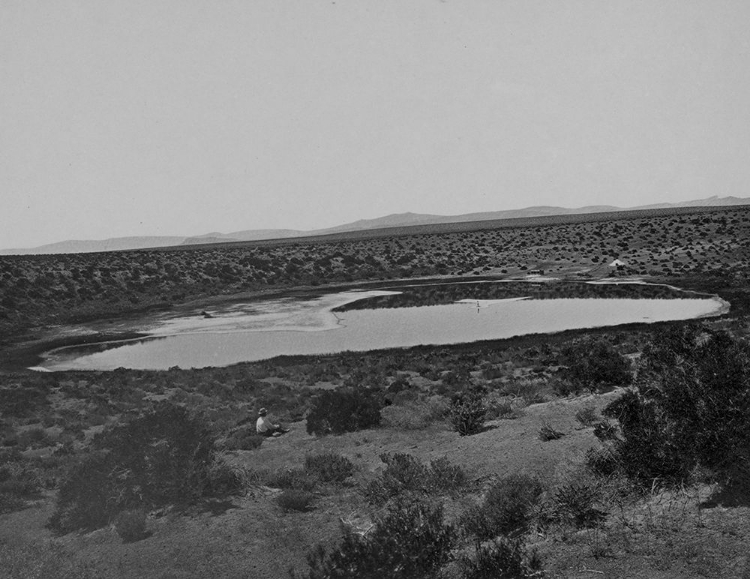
left=1, top=0, right=749, bottom=249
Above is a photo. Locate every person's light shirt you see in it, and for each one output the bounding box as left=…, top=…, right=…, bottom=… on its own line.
left=256, top=416, right=274, bottom=433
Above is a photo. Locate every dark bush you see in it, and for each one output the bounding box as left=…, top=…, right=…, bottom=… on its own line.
left=50, top=404, right=223, bottom=533
left=292, top=497, right=455, bottom=579
left=560, top=338, right=632, bottom=391
left=603, top=326, right=750, bottom=486
left=461, top=474, right=543, bottom=541
left=304, top=453, right=354, bottom=483
left=450, top=390, right=486, bottom=436
left=49, top=452, right=112, bottom=532
left=306, top=389, right=382, bottom=436
left=276, top=489, right=315, bottom=512
left=458, top=539, right=543, bottom=579
left=114, top=508, right=148, bottom=542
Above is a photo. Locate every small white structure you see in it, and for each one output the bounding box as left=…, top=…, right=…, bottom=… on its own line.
left=609, top=259, right=627, bottom=268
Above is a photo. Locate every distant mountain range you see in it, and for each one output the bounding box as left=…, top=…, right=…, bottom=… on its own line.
left=4, top=195, right=749, bottom=255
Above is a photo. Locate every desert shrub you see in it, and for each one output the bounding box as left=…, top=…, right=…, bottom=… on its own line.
left=364, top=453, right=465, bottom=505
left=458, top=539, right=543, bottom=579
left=603, top=326, right=750, bottom=486
left=481, top=365, right=504, bottom=380
left=265, top=468, right=318, bottom=491
left=484, top=397, right=517, bottom=420
left=223, top=426, right=264, bottom=451
left=450, top=389, right=486, bottom=436
left=387, top=375, right=410, bottom=393
left=365, top=453, right=425, bottom=504
left=304, top=453, right=354, bottom=483
left=574, top=406, right=599, bottom=427
left=49, top=452, right=112, bottom=532
left=550, top=482, right=605, bottom=528
left=0, top=459, right=45, bottom=514
left=538, top=422, right=564, bottom=441
left=276, top=489, right=315, bottom=512
left=50, top=404, right=223, bottom=533
left=560, top=338, right=632, bottom=391
left=292, top=497, right=455, bottom=579
left=428, top=457, right=467, bottom=491
left=114, top=508, right=147, bottom=542
left=551, top=377, right=583, bottom=397
left=306, top=389, right=382, bottom=436
left=461, top=474, right=544, bottom=541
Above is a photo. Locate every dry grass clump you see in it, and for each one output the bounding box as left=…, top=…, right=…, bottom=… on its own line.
left=538, top=422, right=564, bottom=441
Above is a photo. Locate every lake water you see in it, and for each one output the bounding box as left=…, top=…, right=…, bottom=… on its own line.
left=38, top=283, right=727, bottom=371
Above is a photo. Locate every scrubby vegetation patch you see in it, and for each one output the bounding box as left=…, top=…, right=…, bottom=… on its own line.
left=49, top=404, right=240, bottom=533
left=305, top=389, right=382, bottom=436
left=364, top=453, right=466, bottom=505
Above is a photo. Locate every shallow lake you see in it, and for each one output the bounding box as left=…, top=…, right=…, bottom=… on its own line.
left=37, top=281, right=727, bottom=371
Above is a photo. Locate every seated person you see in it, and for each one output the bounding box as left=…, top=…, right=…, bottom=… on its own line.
left=256, top=408, right=287, bottom=437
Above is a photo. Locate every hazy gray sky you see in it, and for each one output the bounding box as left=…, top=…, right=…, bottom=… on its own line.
left=2, top=1, right=749, bottom=248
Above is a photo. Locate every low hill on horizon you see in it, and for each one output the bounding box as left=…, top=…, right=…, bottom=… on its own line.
left=4, top=195, right=749, bottom=255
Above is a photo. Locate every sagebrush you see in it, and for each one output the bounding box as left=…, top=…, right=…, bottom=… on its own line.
left=306, top=389, right=382, bottom=436
left=291, top=497, right=455, bottom=579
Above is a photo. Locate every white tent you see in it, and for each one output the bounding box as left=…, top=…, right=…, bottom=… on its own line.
left=609, top=259, right=627, bottom=267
